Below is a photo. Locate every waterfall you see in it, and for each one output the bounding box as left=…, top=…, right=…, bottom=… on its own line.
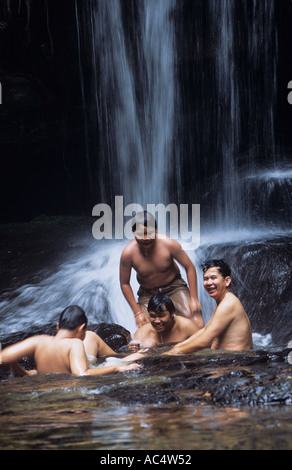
left=202, top=0, right=279, bottom=232
left=209, top=0, right=242, bottom=228
left=77, top=0, right=180, bottom=208
left=76, top=0, right=284, bottom=233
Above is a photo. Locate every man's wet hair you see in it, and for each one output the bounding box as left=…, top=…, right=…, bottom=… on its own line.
left=131, top=211, right=157, bottom=233
left=147, top=293, right=175, bottom=315
left=201, top=259, right=231, bottom=278
left=59, top=305, right=88, bottom=331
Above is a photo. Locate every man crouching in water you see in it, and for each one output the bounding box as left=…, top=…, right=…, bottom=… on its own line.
left=134, top=293, right=200, bottom=347
left=0, top=305, right=141, bottom=376
left=165, top=259, right=252, bottom=355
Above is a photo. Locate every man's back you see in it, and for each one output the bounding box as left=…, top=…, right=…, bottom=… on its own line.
left=32, top=335, right=82, bottom=374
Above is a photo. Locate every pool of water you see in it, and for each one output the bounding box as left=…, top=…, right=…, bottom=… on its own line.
left=1, top=352, right=292, bottom=450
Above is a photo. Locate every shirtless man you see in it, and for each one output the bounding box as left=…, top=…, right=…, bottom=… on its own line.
left=134, top=293, right=200, bottom=347
left=120, top=211, right=203, bottom=329
left=0, top=305, right=141, bottom=376
left=165, top=259, right=252, bottom=355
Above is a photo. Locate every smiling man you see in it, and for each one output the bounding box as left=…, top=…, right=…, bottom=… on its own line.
left=133, top=293, right=200, bottom=347
left=119, top=211, right=203, bottom=329
left=165, top=259, right=252, bottom=355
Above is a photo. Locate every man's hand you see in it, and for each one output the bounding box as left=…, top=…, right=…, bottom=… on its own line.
left=116, top=363, right=142, bottom=373
left=189, top=298, right=202, bottom=315
left=123, top=349, right=149, bottom=362
left=163, top=347, right=181, bottom=356
left=134, top=311, right=149, bottom=328
left=189, top=298, right=204, bottom=328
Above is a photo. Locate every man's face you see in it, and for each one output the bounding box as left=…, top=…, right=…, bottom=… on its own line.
left=203, top=266, right=231, bottom=300
left=134, top=224, right=156, bottom=248
left=149, top=306, right=174, bottom=333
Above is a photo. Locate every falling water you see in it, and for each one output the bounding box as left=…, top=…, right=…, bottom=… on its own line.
left=77, top=0, right=180, bottom=208
left=204, top=0, right=279, bottom=231
left=209, top=0, right=242, bottom=228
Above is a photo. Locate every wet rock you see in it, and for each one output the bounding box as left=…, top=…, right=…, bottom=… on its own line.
left=1, top=339, right=292, bottom=407
left=103, top=348, right=292, bottom=408
left=92, top=322, right=131, bottom=350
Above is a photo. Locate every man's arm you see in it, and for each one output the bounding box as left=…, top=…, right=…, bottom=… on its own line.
left=0, top=336, right=39, bottom=365
left=119, top=248, right=148, bottom=327
left=169, top=239, right=204, bottom=327
left=69, top=339, right=141, bottom=376
left=165, top=306, right=232, bottom=355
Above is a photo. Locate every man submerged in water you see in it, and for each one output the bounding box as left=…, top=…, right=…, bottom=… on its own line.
left=165, top=259, right=253, bottom=355
left=134, top=293, right=200, bottom=347
left=119, top=211, right=204, bottom=329
left=0, top=305, right=141, bottom=376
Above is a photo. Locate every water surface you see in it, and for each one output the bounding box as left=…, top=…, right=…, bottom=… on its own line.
left=1, top=349, right=292, bottom=450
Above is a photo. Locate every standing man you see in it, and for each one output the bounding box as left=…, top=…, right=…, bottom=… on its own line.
left=119, top=211, right=203, bottom=328
left=165, top=259, right=253, bottom=355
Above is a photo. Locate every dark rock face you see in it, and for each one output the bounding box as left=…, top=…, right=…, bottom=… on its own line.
left=93, top=322, right=131, bottom=350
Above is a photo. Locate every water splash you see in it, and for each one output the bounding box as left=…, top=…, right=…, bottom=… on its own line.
left=0, top=240, right=136, bottom=335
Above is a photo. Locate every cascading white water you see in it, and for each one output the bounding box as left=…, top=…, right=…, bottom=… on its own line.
left=87, top=0, right=180, bottom=207
left=207, top=0, right=278, bottom=230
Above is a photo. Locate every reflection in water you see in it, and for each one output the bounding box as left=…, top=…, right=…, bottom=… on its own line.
left=1, top=351, right=292, bottom=450
left=0, top=382, right=291, bottom=450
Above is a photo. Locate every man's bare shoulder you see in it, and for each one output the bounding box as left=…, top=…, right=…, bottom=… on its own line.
left=175, top=315, right=195, bottom=325
left=157, top=235, right=182, bottom=253
left=221, top=292, right=243, bottom=308
left=84, top=330, right=99, bottom=341
left=64, top=337, right=84, bottom=347
left=157, top=234, right=179, bottom=246
left=42, top=336, right=83, bottom=352
left=134, top=323, right=152, bottom=339
left=33, top=334, right=53, bottom=346
left=120, top=240, right=137, bottom=259
left=175, top=316, right=199, bottom=332
left=215, top=292, right=245, bottom=318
